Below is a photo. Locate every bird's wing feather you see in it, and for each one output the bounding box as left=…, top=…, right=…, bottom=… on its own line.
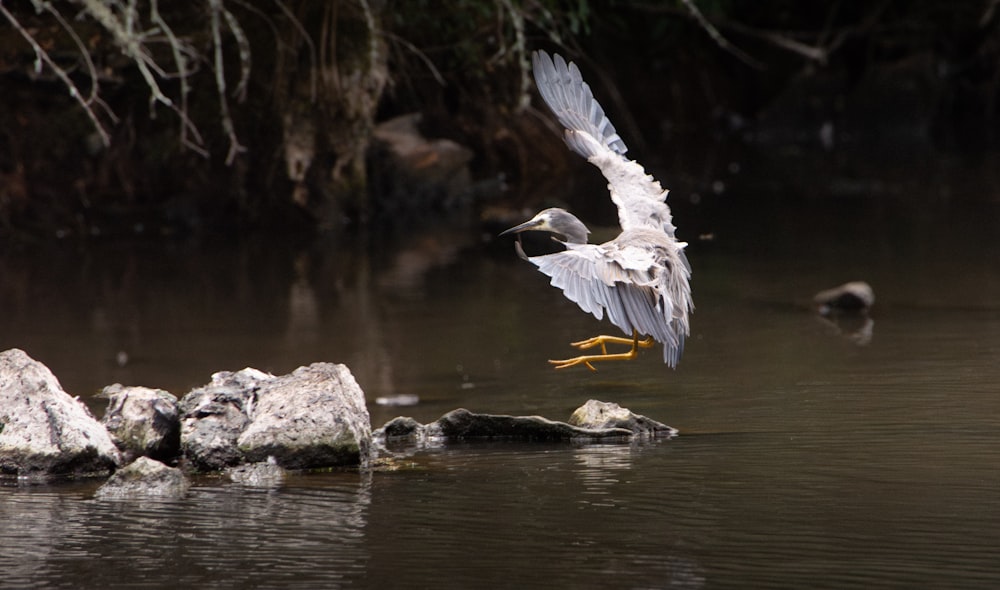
left=532, top=50, right=678, bottom=237
left=532, top=51, right=627, bottom=157
left=528, top=244, right=686, bottom=366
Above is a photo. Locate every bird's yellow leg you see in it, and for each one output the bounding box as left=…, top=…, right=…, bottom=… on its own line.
left=570, top=333, right=655, bottom=352
left=548, top=330, right=653, bottom=371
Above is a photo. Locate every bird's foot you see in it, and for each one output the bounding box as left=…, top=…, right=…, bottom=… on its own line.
left=548, top=349, right=639, bottom=371
left=550, top=330, right=654, bottom=371
left=571, top=334, right=655, bottom=352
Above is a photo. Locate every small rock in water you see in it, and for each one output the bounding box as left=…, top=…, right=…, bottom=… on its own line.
left=814, top=281, right=875, bottom=315
left=373, top=400, right=676, bottom=448
left=95, top=457, right=190, bottom=500
left=227, top=457, right=286, bottom=488
left=568, top=400, right=677, bottom=438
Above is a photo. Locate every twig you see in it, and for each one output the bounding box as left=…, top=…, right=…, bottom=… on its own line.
left=498, top=0, right=531, bottom=112
left=149, top=0, right=207, bottom=157
left=223, top=7, right=251, bottom=102
left=359, top=0, right=378, bottom=74
left=80, top=0, right=175, bottom=110
left=0, top=3, right=112, bottom=147
left=679, top=0, right=765, bottom=70
left=383, top=31, right=445, bottom=86
left=208, top=0, right=247, bottom=164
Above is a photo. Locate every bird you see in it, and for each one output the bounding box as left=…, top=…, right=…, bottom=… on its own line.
left=500, top=50, right=693, bottom=371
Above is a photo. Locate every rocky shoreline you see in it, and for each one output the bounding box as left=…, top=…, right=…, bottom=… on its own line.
left=0, top=348, right=676, bottom=498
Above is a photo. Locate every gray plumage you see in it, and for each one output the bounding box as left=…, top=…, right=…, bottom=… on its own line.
left=502, top=50, right=693, bottom=367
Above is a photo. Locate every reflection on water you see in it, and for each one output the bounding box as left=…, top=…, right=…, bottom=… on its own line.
left=3, top=156, right=1000, bottom=587
left=0, top=475, right=371, bottom=588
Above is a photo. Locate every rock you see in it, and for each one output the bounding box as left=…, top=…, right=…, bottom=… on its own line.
left=374, top=401, right=676, bottom=448
left=227, top=458, right=286, bottom=488
left=94, top=457, right=190, bottom=500
left=179, top=368, right=268, bottom=472
left=427, top=408, right=635, bottom=441
left=237, top=363, right=372, bottom=469
left=814, top=281, right=875, bottom=315
left=179, top=364, right=372, bottom=472
left=568, top=400, right=676, bottom=437
left=0, top=349, right=121, bottom=478
left=99, top=384, right=180, bottom=463
left=371, top=113, right=474, bottom=213
left=378, top=416, right=425, bottom=441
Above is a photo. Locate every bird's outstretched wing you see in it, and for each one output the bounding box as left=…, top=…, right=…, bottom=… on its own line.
left=527, top=243, right=687, bottom=367
left=532, top=50, right=679, bottom=238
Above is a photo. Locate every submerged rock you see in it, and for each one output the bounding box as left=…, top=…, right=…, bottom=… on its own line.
left=95, top=456, right=190, bottom=500
left=375, top=400, right=676, bottom=448
left=814, top=281, right=875, bottom=315
left=100, top=384, right=180, bottom=463
left=179, top=364, right=372, bottom=472
left=227, top=458, right=287, bottom=488
left=428, top=409, right=635, bottom=441
left=0, top=348, right=121, bottom=478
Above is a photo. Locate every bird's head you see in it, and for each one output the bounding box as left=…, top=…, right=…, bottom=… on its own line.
left=499, top=207, right=590, bottom=244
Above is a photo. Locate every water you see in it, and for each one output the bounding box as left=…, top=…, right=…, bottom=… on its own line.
left=3, top=154, right=1000, bottom=588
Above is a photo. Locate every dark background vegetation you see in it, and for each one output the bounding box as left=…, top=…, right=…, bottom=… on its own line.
left=2, top=0, right=999, bottom=239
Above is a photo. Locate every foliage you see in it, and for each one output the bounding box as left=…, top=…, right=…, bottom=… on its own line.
left=2, top=0, right=1000, bottom=236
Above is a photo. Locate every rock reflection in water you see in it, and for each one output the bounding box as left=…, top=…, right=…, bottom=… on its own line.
left=0, top=474, right=372, bottom=588
left=573, top=443, right=634, bottom=509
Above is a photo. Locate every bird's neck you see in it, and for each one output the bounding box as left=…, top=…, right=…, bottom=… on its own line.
left=558, top=214, right=590, bottom=244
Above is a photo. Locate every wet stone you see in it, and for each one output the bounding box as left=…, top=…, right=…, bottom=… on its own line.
left=179, top=364, right=372, bottom=472
left=0, top=348, right=121, bottom=478
left=100, top=384, right=181, bottom=463
left=227, top=458, right=287, bottom=488
left=426, top=408, right=636, bottom=441
left=94, top=457, right=190, bottom=500
left=378, top=416, right=425, bottom=441
left=374, top=400, right=675, bottom=449
left=568, top=400, right=677, bottom=437
left=237, top=363, right=372, bottom=469
left=814, top=281, right=875, bottom=315
left=178, top=368, right=266, bottom=472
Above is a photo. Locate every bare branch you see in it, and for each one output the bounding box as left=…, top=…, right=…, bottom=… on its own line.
left=498, top=0, right=531, bottom=112
left=678, top=0, right=765, bottom=70
left=383, top=32, right=445, bottom=86
left=0, top=3, right=112, bottom=147
left=149, top=0, right=207, bottom=156
left=223, top=7, right=252, bottom=102
left=208, top=0, right=247, bottom=164
left=79, top=0, right=175, bottom=110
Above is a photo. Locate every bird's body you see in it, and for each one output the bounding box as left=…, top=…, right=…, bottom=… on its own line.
left=502, top=51, right=693, bottom=370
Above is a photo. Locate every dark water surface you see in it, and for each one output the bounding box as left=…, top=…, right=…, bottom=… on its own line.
left=3, top=155, right=1000, bottom=588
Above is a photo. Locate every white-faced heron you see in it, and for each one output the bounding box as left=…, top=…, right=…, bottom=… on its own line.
left=501, top=50, right=693, bottom=371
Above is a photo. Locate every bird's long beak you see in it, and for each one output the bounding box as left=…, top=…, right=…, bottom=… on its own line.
left=499, top=219, right=541, bottom=236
